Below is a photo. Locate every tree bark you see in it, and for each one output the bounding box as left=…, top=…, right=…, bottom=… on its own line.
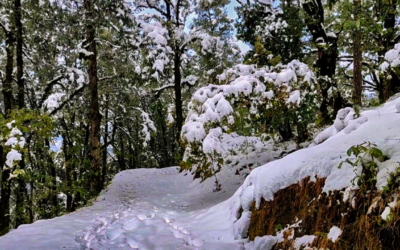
left=14, top=0, right=29, bottom=228
left=353, top=0, right=362, bottom=106
left=15, top=0, right=24, bottom=109
left=101, top=96, right=108, bottom=189
left=62, top=134, right=73, bottom=213
left=376, top=0, right=398, bottom=102
left=0, top=23, right=15, bottom=235
left=0, top=146, right=10, bottom=235
left=45, top=139, right=58, bottom=214
left=174, top=50, right=183, bottom=141
left=118, top=132, right=126, bottom=171
left=84, top=0, right=102, bottom=194
left=302, top=0, right=343, bottom=124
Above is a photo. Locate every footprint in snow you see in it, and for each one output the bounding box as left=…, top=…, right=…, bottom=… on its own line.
left=106, top=227, right=125, bottom=240
left=137, top=214, right=147, bottom=220
left=122, top=218, right=141, bottom=230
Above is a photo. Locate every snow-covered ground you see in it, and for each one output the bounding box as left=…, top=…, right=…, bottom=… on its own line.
left=2, top=97, right=400, bottom=250
left=0, top=167, right=242, bottom=250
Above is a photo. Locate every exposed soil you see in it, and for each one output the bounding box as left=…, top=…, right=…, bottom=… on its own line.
left=247, top=176, right=400, bottom=249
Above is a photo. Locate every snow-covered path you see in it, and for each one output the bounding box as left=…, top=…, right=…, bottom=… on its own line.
left=0, top=167, right=241, bottom=250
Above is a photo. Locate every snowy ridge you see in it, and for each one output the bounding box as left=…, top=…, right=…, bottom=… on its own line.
left=222, top=96, right=400, bottom=248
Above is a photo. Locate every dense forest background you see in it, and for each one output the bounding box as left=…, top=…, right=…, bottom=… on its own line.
left=0, top=0, right=399, bottom=236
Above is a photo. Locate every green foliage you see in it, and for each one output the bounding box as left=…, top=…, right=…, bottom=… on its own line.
left=339, top=142, right=387, bottom=193
left=274, top=224, right=283, bottom=232
left=236, top=2, right=307, bottom=65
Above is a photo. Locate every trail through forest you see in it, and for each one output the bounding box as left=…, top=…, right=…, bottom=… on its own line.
left=0, top=167, right=241, bottom=250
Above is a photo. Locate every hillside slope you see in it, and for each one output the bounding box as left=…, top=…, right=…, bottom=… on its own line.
left=1, top=97, right=400, bottom=250
left=227, top=96, right=400, bottom=249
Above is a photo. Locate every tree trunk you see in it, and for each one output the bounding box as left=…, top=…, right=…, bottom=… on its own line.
left=101, top=96, right=108, bottom=188
left=376, top=0, right=398, bottom=102
left=45, top=139, right=58, bottom=215
left=85, top=0, right=102, bottom=194
left=0, top=25, right=15, bottom=235
left=0, top=146, right=10, bottom=235
left=157, top=101, right=169, bottom=167
left=174, top=50, right=183, bottom=141
left=302, top=0, right=343, bottom=124
left=62, top=135, right=73, bottom=213
left=14, top=0, right=28, bottom=228
left=15, top=0, right=24, bottom=109
left=118, top=133, right=126, bottom=171
left=353, top=0, right=362, bottom=106
left=28, top=181, right=33, bottom=223
left=277, top=118, right=292, bottom=141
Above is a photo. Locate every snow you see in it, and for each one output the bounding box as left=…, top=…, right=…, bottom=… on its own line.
left=0, top=167, right=240, bottom=250
left=43, top=93, right=65, bottom=111
left=6, top=120, right=15, bottom=129
left=6, top=149, right=22, bottom=168
left=381, top=206, right=392, bottom=221
left=3, top=96, right=400, bottom=249
left=9, top=127, right=23, bottom=137
left=154, top=34, right=168, bottom=45
left=327, top=226, right=342, bottom=243
left=4, top=124, right=25, bottom=169
left=311, top=107, right=356, bottom=145
left=382, top=42, right=400, bottom=71
left=181, top=121, right=206, bottom=142
left=225, top=96, right=400, bottom=244
left=5, top=137, right=19, bottom=148
left=182, top=60, right=315, bottom=178
left=294, top=235, right=315, bottom=248
left=287, top=90, right=301, bottom=105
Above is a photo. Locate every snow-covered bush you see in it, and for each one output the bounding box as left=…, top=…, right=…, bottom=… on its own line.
left=0, top=117, right=29, bottom=181
left=180, top=60, right=319, bottom=180
left=0, top=110, right=53, bottom=179
left=379, top=43, right=400, bottom=100
left=381, top=44, right=400, bottom=73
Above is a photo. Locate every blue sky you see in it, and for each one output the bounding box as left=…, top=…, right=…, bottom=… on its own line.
left=226, top=1, right=251, bottom=53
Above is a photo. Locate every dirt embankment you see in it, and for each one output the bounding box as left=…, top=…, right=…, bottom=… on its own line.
left=246, top=176, right=400, bottom=249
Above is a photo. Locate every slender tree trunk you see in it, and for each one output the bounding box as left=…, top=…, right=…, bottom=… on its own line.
left=15, top=0, right=24, bottom=109
left=62, top=135, right=73, bottom=213
left=0, top=146, right=10, bottom=235
left=118, top=133, right=126, bottom=171
left=14, top=0, right=28, bottom=228
left=174, top=51, right=183, bottom=141
left=157, top=101, right=169, bottom=167
left=28, top=181, right=33, bottom=223
left=353, top=0, right=362, bottom=106
left=44, top=139, right=58, bottom=215
left=302, top=0, right=343, bottom=124
left=84, top=0, right=102, bottom=194
left=376, top=0, right=398, bottom=102
left=3, top=32, right=14, bottom=115
left=0, top=26, right=15, bottom=235
left=383, top=0, right=399, bottom=101
left=101, top=96, right=108, bottom=188
left=26, top=135, right=34, bottom=223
